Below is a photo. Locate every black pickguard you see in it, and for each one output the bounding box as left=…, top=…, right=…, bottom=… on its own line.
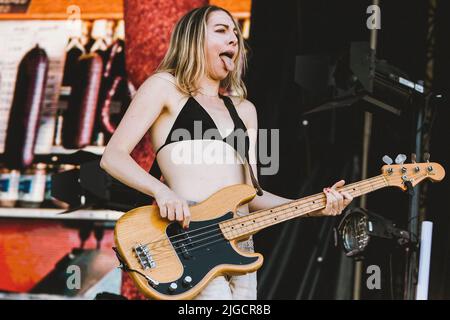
left=154, top=212, right=257, bottom=296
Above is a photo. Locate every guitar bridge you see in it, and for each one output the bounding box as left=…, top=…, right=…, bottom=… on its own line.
left=133, top=243, right=156, bottom=270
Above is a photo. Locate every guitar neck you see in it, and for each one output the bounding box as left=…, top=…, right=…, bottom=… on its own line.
left=219, top=175, right=389, bottom=241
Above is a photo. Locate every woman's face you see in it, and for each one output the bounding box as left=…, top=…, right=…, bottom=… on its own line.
left=204, top=10, right=239, bottom=81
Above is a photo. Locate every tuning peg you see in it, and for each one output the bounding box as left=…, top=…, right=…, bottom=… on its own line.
left=395, top=154, right=407, bottom=165
left=382, top=155, right=393, bottom=165
left=411, top=153, right=417, bottom=163
left=423, top=152, right=430, bottom=162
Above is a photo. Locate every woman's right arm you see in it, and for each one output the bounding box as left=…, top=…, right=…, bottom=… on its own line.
left=100, top=75, right=191, bottom=227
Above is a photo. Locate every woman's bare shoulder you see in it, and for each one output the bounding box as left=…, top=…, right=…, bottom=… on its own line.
left=229, top=96, right=258, bottom=128
left=229, top=96, right=257, bottom=116
left=151, top=71, right=176, bottom=84
left=137, top=72, right=185, bottom=103
left=139, top=72, right=176, bottom=91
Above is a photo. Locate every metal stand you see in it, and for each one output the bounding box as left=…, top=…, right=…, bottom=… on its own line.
left=403, top=108, right=423, bottom=299
left=353, top=0, right=379, bottom=300
left=404, top=93, right=432, bottom=299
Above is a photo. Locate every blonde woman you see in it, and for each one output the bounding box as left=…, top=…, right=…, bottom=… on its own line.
left=100, top=5, right=353, bottom=300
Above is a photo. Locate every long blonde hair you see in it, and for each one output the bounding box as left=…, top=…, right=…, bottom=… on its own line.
left=156, top=5, right=248, bottom=100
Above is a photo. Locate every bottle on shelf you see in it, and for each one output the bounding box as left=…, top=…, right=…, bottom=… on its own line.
left=4, top=44, right=49, bottom=169
left=0, top=165, right=20, bottom=208
left=93, top=19, right=132, bottom=146
left=61, top=50, right=103, bottom=149
left=18, top=163, right=47, bottom=208
left=42, top=163, right=56, bottom=208
left=61, top=18, right=86, bottom=97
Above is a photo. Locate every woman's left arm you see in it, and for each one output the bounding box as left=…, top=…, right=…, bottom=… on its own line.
left=239, top=99, right=353, bottom=216
left=248, top=187, right=293, bottom=211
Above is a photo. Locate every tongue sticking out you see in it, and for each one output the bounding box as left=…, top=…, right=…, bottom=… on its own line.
left=220, top=54, right=235, bottom=72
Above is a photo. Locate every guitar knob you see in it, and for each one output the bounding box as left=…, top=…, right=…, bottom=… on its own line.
left=183, top=276, right=193, bottom=287
left=382, top=155, right=393, bottom=165
left=168, top=282, right=178, bottom=292
left=424, top=152, right=430, bottom=163
left=395, top=154, right=407, bottom=165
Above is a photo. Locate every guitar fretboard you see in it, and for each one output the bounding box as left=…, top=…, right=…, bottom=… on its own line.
left=219, top=175, right=389, bottom=241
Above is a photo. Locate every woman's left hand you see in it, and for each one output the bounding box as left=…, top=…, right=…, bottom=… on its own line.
left=312, top=180, right=354, bottom=217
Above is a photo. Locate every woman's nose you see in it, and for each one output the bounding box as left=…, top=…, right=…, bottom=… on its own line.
left=229, top=32, right=238, bottom=45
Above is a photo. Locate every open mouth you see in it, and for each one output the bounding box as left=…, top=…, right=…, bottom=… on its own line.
left=219, top=50, right=236, bottom=60
left=219, top=50, right=236, bottom=72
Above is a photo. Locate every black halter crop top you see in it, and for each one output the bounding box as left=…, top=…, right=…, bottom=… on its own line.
left=148, top=94, right=263, bottom=196
left=154, top=94, right=250, bottom=161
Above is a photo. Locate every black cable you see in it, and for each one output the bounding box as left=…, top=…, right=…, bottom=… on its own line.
left=112, top=247, right=157, bottom=289
left=406, top=215, right=421, bottom=243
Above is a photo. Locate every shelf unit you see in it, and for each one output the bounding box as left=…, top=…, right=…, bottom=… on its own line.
left=0, top=0, right=124, bottom=20
left=34, top=145, right=105, bottom=156
left=0, top=207, right=123, bottom=221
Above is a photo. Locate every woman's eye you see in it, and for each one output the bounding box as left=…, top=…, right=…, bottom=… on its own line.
left=216, top=29, right=226, bottom=33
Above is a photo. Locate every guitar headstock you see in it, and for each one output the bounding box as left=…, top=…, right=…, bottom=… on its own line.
left=381, top=154, right=445, bottom=191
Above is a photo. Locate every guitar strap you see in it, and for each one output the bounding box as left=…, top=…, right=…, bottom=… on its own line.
left=244, top=157, right=264, bottom=196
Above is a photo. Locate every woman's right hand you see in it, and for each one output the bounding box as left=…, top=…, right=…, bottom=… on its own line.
left=153, top=185, right=191, bottom=229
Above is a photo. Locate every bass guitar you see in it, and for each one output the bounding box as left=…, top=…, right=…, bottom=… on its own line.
left=114, top=159, right=445, bottom=299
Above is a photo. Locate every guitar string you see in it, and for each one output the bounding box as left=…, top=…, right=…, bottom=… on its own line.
left=146, top=183, right=387, bottom=269
left=138, top=177, right=383, bottom=264
left=140, top=176, right=389, bottom=265
left=138, top=178, right=412, bottom=269
left=142, top=175, right=387, bottom=249
left=138, top=180, right=394, bottom=267
left=141, top=175, right=387, bottom=249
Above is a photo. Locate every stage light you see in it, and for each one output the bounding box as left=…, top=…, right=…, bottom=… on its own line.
left=336, top=207, right=411, bottom=258
left=295, top=42, right=439, bottom=117
left=338, top=209, right=370, bottom=257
